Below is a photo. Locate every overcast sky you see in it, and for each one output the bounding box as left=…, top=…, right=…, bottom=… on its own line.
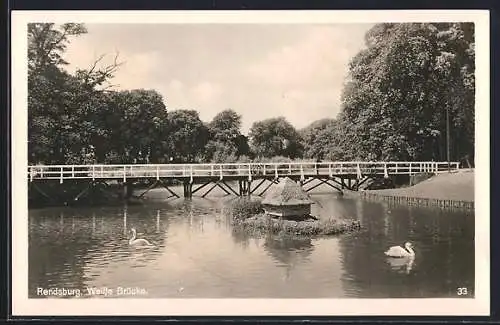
left=64, top=23, right=373, bottom=134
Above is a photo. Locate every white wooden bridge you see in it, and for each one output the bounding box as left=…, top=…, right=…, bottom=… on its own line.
left=28, top=161, right=460, bottom=199
left=28, top=161, right=458, bottom=182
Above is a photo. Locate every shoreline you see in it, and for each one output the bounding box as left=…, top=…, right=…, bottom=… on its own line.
left=354, top=192, right=474, bottom=210
left=351, top=169, right=475, bottom=210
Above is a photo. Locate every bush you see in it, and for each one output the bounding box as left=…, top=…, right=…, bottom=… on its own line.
left=211, top=151, right=238, bottom=163
left=251, top=156, right=291, bottom=164
left=224, top=198, right=264, bottom=220
left=266, top=156, right=293, bottom=163
left=236, top=155, right=251, bottom=163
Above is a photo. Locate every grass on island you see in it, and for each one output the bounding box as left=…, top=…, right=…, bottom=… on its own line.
left=232, top=214, right=361, bottom=237
left=223, top=198, right=264, bottom=220
left=224, top=197, right=361, bottom=237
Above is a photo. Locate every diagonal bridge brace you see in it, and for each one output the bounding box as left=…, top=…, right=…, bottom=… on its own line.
left=199, top=180, right=252, bottom=198
left=257, top=178, right=280, bottom=196
left=198, top=181, right=234, bottom=198
left=199, top=181, right=238, bottom=198
left=73, top=181, right=94, bottom=201
left=304, top=178, right=342, bottom=193
left=220, top=181, right=240, bottom=196
left=29, top=182, right=55, bottom=203
left=216, top=182, right=232, bottom=196
left=137, top=179, right=180, bottom=199
left=200, top=181, right=238, bottom=197
left=301, top=177, right=316, bottom=187
left=93, top=180, right=123, bottom=199
left=339, top=176, right=372, bottom=191
left=158, top=179, right=180, bottom=198
left=201, top=182, right=219, bottom=198
left=249, top=178, right=267, bottom=195
left=354, top=176, right=372, bottom=190
left=191, top=181, right=212, bottom=195
left=72, top=180, right=119, bottom=201
left=136, top=180, right=161, bottom=199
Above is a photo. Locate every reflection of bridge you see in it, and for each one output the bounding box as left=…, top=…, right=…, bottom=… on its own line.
left=28, top=161, right=459, bottom=200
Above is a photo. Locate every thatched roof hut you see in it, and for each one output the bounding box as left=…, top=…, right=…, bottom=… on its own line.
left=262, top=177, right=313, bottom=218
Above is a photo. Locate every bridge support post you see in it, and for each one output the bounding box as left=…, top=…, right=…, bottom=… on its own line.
left=238, top=179, right=252, bottom=196
left=242, top=180, right=247, bottom=196
left=183, top=180, right=193, bottom=198
left=122, top=180, right=134, bottom=201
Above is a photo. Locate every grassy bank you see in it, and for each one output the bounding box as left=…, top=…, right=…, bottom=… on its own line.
left=360, top=169, right=474, bottom=204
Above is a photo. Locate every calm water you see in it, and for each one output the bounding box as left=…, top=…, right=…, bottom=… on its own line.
left=29, top=191, right=475, bottom=298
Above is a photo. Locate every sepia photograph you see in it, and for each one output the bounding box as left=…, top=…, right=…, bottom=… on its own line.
left=11, top=10, right=490, bottom=316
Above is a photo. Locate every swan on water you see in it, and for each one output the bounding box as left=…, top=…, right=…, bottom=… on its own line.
left=386, top=254, right=415, bottom=274
left=384, top=242, right=415, bottom=258
left=129, top=228, right=154, bottom=246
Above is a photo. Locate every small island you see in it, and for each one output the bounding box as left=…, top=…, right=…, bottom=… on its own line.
left=227, top=177, right=361, bottom=237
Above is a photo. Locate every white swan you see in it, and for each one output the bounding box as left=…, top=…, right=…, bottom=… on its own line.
left=384, top=242, right=415, bottom=258
left=129, top=228, right=154, bottom=247
left=386, top=255, right=415, bottom=274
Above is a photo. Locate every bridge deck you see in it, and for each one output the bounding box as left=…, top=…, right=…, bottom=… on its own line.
left=28, top=161, right=460, bottom=183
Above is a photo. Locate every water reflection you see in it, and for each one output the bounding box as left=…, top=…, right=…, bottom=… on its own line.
left=122, top=210, right=127, bottom=235
left=381, top=202, right=390, bottom=236
left=386, top=255, right=415, bottom=274
left=29, top=193, right=475, bottom=298
left=263, top=236, right=314, bottom=282
left=355, top=198, right=364, bottom=224
left=264, top=236, right=314, bottom=266
left=231, top=228, right=251, bottom=250
left=156, top=210, right=160, bottom=233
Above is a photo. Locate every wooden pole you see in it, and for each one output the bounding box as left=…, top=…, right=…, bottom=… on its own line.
left=446, top=106, right=451, bottom=172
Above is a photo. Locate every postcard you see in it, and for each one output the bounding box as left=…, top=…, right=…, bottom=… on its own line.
left=11, top=9, right=490, bottom=316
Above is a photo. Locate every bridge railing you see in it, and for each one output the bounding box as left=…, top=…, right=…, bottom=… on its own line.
left=27, top=161, right=460, bottom=182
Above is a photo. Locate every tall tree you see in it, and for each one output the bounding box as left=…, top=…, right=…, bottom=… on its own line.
left=209, top=109, right=241, bottom=141
left=28, top=23, right=123, bottom=164
left=95, top=89, right=168, bottom=163
left=166, top=110, right=209, bottom=163
left=249, top=117, right=303, bottom=159
left=336, top=23, right=474, bottom=163
left=300, top=118, right=336, bottom=160
left=205, top=109, right=249, bottom=162
left=28, top=23, right=89, bottom=163
left=28, top=23, right=87, bottom=72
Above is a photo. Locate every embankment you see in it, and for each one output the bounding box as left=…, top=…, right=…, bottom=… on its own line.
left=356, top=169, right=475, bottom=209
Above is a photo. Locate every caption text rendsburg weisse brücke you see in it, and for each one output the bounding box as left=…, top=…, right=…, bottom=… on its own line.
left=36, top=286, right=148, bottom=298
